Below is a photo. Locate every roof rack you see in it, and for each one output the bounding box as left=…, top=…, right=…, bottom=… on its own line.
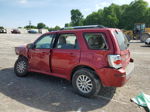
left=61, top=25, right=105, bottom=30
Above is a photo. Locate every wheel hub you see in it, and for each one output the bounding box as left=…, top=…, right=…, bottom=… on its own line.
left=16, top=61, right=26, bottom=73
left=76, top=75, right=93, bottom=93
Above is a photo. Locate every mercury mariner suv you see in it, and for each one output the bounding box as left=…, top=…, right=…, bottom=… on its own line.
left=14, top=25, right=134, bottom=97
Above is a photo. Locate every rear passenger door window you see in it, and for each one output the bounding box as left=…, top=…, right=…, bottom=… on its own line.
left=84, top=33, right=108, bottom=50
left=51, top=33, right=80, bottom=75
left=55, top=34, right=79, bottom=49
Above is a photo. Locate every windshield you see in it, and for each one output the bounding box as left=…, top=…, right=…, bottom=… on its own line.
left=114, top=31, right=129, bottom=50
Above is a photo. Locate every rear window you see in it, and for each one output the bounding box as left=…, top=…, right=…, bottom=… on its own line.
left=113, top=31, right=129, bottom=50
left=84, top=33, right=108, bottom=50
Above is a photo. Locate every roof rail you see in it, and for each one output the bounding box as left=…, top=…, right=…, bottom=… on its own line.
left=61, top=25, right=105, bottom=30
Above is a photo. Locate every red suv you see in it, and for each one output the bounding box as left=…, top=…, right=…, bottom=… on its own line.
left=14, top=25, right=134, bottom=97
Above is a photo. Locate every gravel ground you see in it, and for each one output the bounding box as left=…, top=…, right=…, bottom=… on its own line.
left=0, top=34, right=149, bottom=112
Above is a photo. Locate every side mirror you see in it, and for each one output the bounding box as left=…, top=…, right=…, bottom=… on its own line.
left=27, top=43, right=35, bottom=49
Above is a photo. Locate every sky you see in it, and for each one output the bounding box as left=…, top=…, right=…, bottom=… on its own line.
left=0, top=0, right=150, bottom=28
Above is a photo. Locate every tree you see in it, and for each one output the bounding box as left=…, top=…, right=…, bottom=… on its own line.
left=84, top=11, right=101, bottom=25
left=24, top=25, right=37, bottom=29
left=0, top=26, right=4, bottom=29
left=45, top=26, right=49, bottom=30
left=48, top=27, right=54, bottom=32
left=145, top=8, right=150, bottom=27
left=48, top=26, right=61, bottom=31
left=37, top=23, right=46, bottom=29
left=54, top=26, right=61, bottom=30
left=71, top=9, right=84, bottom=26
left=83, top=4, right=122, bottom=28
left=100, top=4, right=120, bottom=28
left=117, top=4, right=129, bottom=29
left=67, top=0, right=150, bottom=30
left=65, top=23, right=71, bottom=27
left=121, top=0, right=148, bottom=29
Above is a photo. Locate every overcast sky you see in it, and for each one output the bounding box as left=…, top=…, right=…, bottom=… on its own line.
left=0, top=0, right=150, bottom=28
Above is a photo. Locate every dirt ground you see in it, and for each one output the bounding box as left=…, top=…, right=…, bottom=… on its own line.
left=0, top=34, right=149, bottom=112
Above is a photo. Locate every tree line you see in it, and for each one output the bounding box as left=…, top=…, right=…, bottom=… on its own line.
left=1, top=0, right=149, bottom=31
left=66, top=0, right=150, bottom=30
left=24, top=23, right=61, bottom=31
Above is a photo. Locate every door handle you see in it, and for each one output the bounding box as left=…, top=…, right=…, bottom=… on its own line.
left=42, top=52, right=49, bottom=55
left=70, top=53, right=75, bottom=57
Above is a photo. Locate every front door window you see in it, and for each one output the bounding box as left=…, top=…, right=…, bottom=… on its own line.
left=29, top=34, right=54, bottom=72
left=35, top=34, right=53, bottom=49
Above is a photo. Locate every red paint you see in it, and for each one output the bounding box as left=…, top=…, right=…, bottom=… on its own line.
left=15, top=28, right=134, bottom=87
left=114, top=60, right=122, bottom=65
left=51, top=49, right=80, bottom=76
left=28, top=49, right=51, bottom=72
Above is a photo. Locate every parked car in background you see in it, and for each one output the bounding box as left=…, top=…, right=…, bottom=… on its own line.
left=0, top=29, right=7, bottom=33
left=28, top=30, right=38, bottom=34
left=11, top=29, right=21, bottom=34
left=0, top=27, right=7, bottom=33
left=14, top=25, right=134, bottom=97
left=145, top=38, right=150, bottom=45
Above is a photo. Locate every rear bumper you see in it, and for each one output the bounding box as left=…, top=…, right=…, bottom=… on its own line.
left=96, top=60, right=134, bottom=87
left=125, top=62, right=134, bottom=79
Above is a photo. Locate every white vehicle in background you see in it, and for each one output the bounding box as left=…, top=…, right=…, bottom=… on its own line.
left=145, top=38, right=150, bottom=45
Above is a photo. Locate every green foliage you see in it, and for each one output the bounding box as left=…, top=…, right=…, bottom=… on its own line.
left=0, top=26, right=4, bottom=29
left=84, top=11, right=102, bottom=25
left=24, top=25, right=37, bottom=29
left=121, top=0, right=148, bottom=29
left=24, top=23, right=61, bottom=31
left=70, top=0, right=149, bottom=30
left=54, top=26, right=61, bottom=30
left=71, top=9, right=84, bottom=26
left=145, top=8, right=150, bottom=27
left=22, top=0, right=150, bottom=31
left=65, top=23, right=72, bottom=27
left=102, top=4, right=120, bottom=28
left=48, top=26, right=61, bottom=31
left=37, top=23, right=46, bottom=29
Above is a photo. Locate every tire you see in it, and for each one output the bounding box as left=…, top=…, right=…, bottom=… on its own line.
left=72, top=68, right=101, bottom=97
left=141, top=33, right=150, bottom=42
left=14, top=57, right=28, bottom=77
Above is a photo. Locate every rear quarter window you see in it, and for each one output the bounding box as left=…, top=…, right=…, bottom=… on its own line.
left=84, top=33, right=108, bottom=50
left=113, top=31, right=129, bottom=51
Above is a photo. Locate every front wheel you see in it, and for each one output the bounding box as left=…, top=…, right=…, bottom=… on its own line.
left=72, top=68, right=101, bottom=97
left=14, top=57, right=28, bottom=77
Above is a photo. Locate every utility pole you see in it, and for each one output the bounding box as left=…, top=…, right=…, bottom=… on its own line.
left=29, top=20, right=31, bottom=29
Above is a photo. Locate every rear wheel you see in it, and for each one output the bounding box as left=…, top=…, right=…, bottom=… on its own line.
left=72, top=68, right=101, bottom=97
left=14, top=57, right=28, bottom=77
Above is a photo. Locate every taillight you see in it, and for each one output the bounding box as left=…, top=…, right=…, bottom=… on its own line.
left=108, top=55, right=122, bottom=69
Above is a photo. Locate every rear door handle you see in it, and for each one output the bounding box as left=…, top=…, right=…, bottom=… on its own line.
left=70, top=53, right=75, bottom=57
left=42, top=52, right=49, bottom=55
